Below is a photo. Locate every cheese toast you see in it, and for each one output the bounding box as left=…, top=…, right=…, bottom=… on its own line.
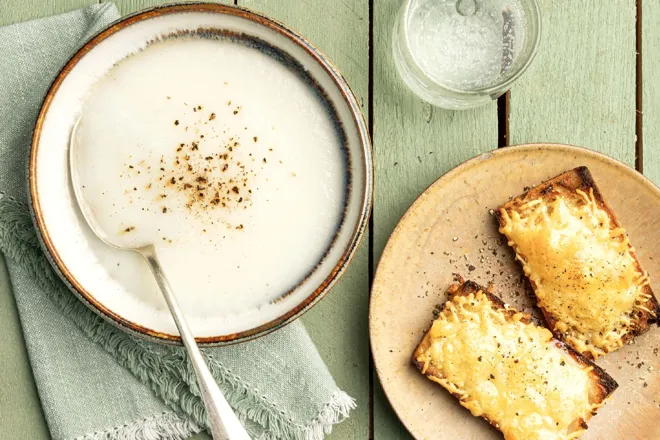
left=412, top=279, right=617, bottom=440
left=496, top=167, right=660, bottom=359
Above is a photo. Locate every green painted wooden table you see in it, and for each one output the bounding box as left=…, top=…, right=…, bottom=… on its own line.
left=0, top=1, right=657, bottom=439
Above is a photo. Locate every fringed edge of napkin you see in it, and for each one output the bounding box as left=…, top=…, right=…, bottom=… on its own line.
left=0, top=195, right=355, bottom=440
left=74, top=412, right=201, bottom=440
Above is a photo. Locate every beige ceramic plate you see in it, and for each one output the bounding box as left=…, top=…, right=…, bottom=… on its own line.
left=370, top=144, right=660, bottom=440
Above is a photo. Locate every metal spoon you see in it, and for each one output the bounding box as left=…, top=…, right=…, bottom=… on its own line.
left=69, top=118, right=251, bottom=440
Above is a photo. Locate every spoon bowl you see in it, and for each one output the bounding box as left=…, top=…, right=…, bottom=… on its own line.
left=69, top=119, right=153, bottom=251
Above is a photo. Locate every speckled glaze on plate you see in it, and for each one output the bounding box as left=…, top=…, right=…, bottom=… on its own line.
left=29, top=3, right=372, bottom=345
left=370, top=144, right=660, bottom=439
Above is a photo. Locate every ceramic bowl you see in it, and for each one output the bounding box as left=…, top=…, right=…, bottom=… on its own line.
left=29, top=3, right=372, bottom=345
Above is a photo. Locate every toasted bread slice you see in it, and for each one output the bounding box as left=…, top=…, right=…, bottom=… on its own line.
left=413, top=279, right=617, bottom=440
left=496, top=167, right=660, bottom=359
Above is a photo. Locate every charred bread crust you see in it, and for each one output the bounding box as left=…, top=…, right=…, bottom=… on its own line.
left=495, top=167, right=660, bottom=356
left=495, top=167, right=611, bottom=219
left=411, top=280, right=510, bottom=432
left=412, top=278, right=618, bottom=433
left=557, top=338, right=619, bottom=401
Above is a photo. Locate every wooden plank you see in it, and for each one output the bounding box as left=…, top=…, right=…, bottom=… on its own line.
left=509, top=0, right=636, bottom=166
left=372, top=0, right=499, bottom=438
left=371, top=2, right=498, bottom=262
left=237, top=1, right=370, bottom=438
left=114, top=0, right=230, bottom=16
left=643, top=0, right=660, bottom=184
left=0, top=0, right=95, bottom=26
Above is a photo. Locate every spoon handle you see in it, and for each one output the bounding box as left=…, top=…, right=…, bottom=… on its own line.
left=141, top=246, right=251, bottom=440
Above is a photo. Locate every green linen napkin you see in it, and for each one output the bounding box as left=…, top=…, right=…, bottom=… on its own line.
left=0, top=4, right=355, bottom=440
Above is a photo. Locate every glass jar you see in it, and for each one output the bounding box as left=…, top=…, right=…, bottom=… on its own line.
left=393, top=0, right=541, bottom=110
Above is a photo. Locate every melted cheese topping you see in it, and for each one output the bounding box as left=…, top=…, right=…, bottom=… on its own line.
left=499, top=188, right=651, bottom=358
left=417, top=291, right=597, bottom=440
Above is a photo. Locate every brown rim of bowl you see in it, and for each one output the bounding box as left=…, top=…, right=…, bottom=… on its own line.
left=368, top=143, right=660, bottom=438
left=28, top=2, right=373, bottom=346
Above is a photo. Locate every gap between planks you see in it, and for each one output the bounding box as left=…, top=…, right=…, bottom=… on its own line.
left=497, top=91, right=510, bottom=148
left=367, top=0, right=375, bottom=436
left=636, top=0, right=643, bottom=173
